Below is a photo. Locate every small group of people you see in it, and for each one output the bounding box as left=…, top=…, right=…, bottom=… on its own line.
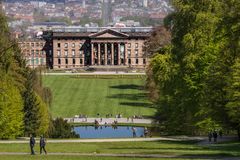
left=30, top=134, right=47, bottom=155
left=132, top=127, right=150, bottom=138
left=208, top=130, right=223, bottom=143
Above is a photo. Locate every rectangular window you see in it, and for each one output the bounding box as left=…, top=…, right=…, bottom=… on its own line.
left=31, top=43, right=34, bottom=47
left=128, top=43, right=131, bottom=48
left=36, top=50, right=39, bottom=55
left=40, top=43, right=44, bottom=47
left=58, top=43, right=61, bottom=48
left=42, top=58, right=45, bottom=64
left=72, top=50, right=75, bottom=56
left=57, top=50, right=61, bottom=56
left=136, top=59, right=139, bottom=64
left=80, top=59, right=83, bottom=64
left=135, top=43, right=138, bottom=48
left=72, top=43, right=75, bottom=48
left=73, top=58, right=76, bottom=64
left=64, top=43, right=68, bottom=48
left=65, top=58, right=68, bottom=64
left=128, top=59, right=131, bottom=64
left=36, top=58, right=39, bottom=65
left=31, top=58, right=34, bottom=65
left=58, top=58, right=61, bottom=64
left=36, top=43, right=39, bottom=47
left=31, top=50, right=34, bottom=55
left=143, top=59, right=146, bottom=64
left=64, top=50, right=68, bottom=56
left=49, top=50, right=52, bottom=56
left=135, top=50, right=138, bottom=57
left=80, top=50, right=83, bottom=56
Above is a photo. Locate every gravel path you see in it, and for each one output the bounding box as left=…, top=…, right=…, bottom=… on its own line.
left=197, top=136, right=238, bottom=145
left=44, top=72, right=146, bottom=76
left=65, top=117, right=153, bottom=124
left=0, top=137, right=178, bottom=144
left=0, top=152, right=239, bottom=159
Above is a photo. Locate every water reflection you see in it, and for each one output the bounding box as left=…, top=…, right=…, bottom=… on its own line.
left=74, top=126, right=144, bottom=139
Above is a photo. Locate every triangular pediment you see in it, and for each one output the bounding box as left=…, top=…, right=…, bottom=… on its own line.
left=90, top=29, right=129, bottom=39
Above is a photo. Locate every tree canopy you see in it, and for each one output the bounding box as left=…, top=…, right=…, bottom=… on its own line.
left=146, top=0, right=240, bottom=138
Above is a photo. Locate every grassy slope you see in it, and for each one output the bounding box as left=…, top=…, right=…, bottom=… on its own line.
left=43, top=75, right=156, bottom=118
left=0, top=141, right=239, bottom=157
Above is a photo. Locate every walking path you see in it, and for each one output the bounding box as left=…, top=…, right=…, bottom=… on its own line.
left=197, top=136, right=238, bottom=145
left=2, top=136, right=236, bottom=144
left=0, top=152, right=239, bottom=159
left=44, top=72, right=146, bottom=76
left=0, top=137, right=184, bottom=144
left=64, top=117, right=153, bottom=124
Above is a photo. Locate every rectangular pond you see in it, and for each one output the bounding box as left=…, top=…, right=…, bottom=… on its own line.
left=74, top=126, right=145, bottom=139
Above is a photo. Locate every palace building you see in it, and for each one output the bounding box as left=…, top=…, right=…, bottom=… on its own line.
left=18, top=39, right=47, bottom=68
left=20, top=27, right=152, bottom=69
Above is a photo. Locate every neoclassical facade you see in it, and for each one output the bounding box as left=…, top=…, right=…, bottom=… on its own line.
left=20, top=27, right=152, bottom=69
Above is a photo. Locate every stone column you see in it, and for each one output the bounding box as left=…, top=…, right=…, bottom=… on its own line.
left=118, top=43, right=121, bottom=65
left=104, top=43, right=107, bottom=65
left=111, top=43, right=114, bottom=65
left=91, top=43, right=94, bottom=65
left=124, top=43, right=128, bottom=65
left=98, top=43, right=100, bottom=65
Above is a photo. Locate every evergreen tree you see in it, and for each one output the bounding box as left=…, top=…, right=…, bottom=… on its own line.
left=23, top=70, right=41, bottom=136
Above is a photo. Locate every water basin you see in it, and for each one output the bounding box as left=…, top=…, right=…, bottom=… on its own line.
left=74, top=126, right=144, bottom=139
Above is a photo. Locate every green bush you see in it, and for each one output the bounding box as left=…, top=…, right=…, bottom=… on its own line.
left=49, top=118, right=79, bottom=138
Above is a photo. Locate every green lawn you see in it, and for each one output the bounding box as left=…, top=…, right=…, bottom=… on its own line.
left=43, top=75, right=155, bottom=118
left=0, top=155, right=202, bottom=160
left=0, top=140, right=239, bottom=159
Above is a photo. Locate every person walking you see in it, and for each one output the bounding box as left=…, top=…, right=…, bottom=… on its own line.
left=144, top=127, right=148, bottom=138
left=213, top=130, right=218, bottom=142
left=208, top=131, right=213, bottom=142
left=29, top=134, right=35, bottom=155
left=40, top=135, right=47, bottom=155
left=132, top=127, right=137, bottom=138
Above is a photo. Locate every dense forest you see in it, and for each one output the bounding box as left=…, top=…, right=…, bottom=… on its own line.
left=146, top=0, right=240, bottom=138
left=0, top=11, right=52, bottom=138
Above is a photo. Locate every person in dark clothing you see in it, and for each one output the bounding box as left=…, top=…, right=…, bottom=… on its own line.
left=40, top=135, right=47, bottom=155
left=132, top=127, right=137, bottom=137
left=29, top=134, right=35, bottom=155
left=144, top=127, right=148, bottom=138
left=213, top=131, right=218, bottom=142
left=208, top=131, right=213, bottom=142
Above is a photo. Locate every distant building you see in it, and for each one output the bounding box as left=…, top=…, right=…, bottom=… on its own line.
left=143, top=0, right=148, bottom=7
left=18, top=39, right=47, bottom=69
left=19, top=27, right=152, bottom=70
left=113, top=20, right=140, bottom=27
left=82, top=0, right=86, bottom=8
left=29, top=22, right=67, bottom=31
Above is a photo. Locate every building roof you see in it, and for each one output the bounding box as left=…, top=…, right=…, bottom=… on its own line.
left=33, top=22, right=67, bottom=26
left=52, top=27, right=152, bottom=33
left=48, top=27, right=152, bottom=39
